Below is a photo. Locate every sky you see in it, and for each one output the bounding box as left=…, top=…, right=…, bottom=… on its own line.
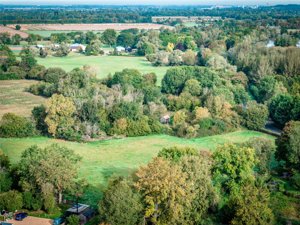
left=2, top=0, right=300, bottom=5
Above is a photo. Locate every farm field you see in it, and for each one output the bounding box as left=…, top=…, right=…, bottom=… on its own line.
left=26, top=30, right=87, bottom=37
left=37, top=54, right=169, bottom=82
left=0, top=80, right=46, bottom=119
left=7, top=23, right=172, bottom=31
left=0, top=25, right=29, bottom=38
left=0, top=131, right=274, bottom=186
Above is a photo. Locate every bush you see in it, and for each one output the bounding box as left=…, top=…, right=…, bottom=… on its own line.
left=0, top=190, right=23, bottom=211
left=0, top=172, right=12, bottom=192
left=0, top=113, right=36, bottom=137
left=126, top=117, right=152, bottom=137
left=241, top=102, right=269, bottom=130
left=44, top=67, right=67, bottom=83
left=66, top=215, right=80, bottom=225
left=0, top=72, right=22, bottom=80
left=291, top=173, right=300, bottom=189
left=43, top=193, right=56, bottom=213
left=197, top=118, right=231, bottom=137
left=158, top=146, right=198, bottom=162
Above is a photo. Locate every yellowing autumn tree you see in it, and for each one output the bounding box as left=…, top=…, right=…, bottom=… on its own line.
left=194, top=107, right=211, bottom=122
left=45, top=94, right=76, bottom=137
left=166, top=42, right=174, bottom=52
left=135, top=157, right=193, bottom=224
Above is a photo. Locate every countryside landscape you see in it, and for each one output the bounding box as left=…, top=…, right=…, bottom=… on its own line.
left=0, top=2, right=300, bottom=225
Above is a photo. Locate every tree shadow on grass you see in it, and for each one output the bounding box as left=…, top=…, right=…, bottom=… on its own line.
left=80, top=167, right=137, bottom=208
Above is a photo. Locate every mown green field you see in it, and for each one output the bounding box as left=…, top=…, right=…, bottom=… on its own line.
left=37, top=54, right=169, bottom=83
left=0, top=131, right=274, bottom=186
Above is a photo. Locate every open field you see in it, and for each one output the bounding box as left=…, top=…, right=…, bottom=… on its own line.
left=0, top=80, right=46, bottom=119
left=7, top=23, right=172, bottom=31
left=37, top=54, right=169, bottom=82
left=26, top=30, right=90, bottom=37
left=0, top=25, right=29, bottom=38
left=0, top=131, right=274, bottom=186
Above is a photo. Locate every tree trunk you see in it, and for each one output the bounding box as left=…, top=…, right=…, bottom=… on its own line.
left=58, top=192, right=63, bottom=204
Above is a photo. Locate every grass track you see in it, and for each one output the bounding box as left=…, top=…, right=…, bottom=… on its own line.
left=0, top=80, right=46, bottom=119
left=0, top=131, right=274, bottom=186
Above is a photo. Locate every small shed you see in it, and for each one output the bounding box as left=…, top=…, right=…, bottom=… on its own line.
left=70, top=43, right=86, bottom=52
left=160, top=115, right=170, bottom=124
left=36, top=44, right=44, bottom=49
left=115, top=46, right=125, bottom=53
left=266, top=40, right=275, bottom=48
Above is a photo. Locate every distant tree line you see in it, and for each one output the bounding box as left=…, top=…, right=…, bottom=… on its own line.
left=1, top=5, right=300, bottom=25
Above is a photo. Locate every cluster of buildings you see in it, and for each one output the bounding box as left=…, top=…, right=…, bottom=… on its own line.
left=152, top=16, right=222, bottom=23
left=35, top=43, right=133, bottom=55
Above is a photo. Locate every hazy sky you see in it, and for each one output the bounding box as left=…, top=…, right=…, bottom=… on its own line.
left=2, top=0, right=300, bottom=5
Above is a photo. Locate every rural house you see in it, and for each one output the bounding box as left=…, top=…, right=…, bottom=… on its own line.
left=115, top=46, right=126, bottom=53
left=70, top=43, right=86, bottom=52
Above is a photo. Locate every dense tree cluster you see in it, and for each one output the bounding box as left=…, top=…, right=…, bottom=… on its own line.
left=0, top=144, right=81, bottom=213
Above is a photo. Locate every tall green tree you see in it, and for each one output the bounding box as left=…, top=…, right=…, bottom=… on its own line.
left=212, top=144, right=256, bottom=193
left=180, top=155, right=218, bottom=224
left=102, top=29, right=117, bottom=46
left=19, top=144, right=81, bottom=204
left=99, top=177, right=144, bottom=225
left=276, top=121, right=300, bottom=171
left=229, top=182, right=274, bottom=225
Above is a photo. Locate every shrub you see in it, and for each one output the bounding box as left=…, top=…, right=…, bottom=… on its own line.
left=158, top=146, right=198, bottom=162
left=241, top=101, right=269, bottom=130
left=0, top=113, right=35, bottom=137
left=0, top=72, right=22, bottom=80
left=66, top=215, right=80, bottom=225
left=291, top=173, right=300, bottom=188
left=0, top=172, right=12, bottom=192
left=126, top=117, right=152, bottom=136
left=6, top=66, right=27, bottom=79
left=44, top=67, right=67, bottom=83
left=0, top=190, right=23, bottom=211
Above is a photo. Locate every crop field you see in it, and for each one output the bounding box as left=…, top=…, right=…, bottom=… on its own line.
left=0, top=80, right=46, bottom=119
left=37, top=54, right=169, bottom=82
left=0, top=131, right=274, bottom=186
left=0, top=25, right=29, bottom=38
left=7, top=23, right=172, bottom=31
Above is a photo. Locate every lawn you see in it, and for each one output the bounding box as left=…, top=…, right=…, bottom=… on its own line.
left=37, top=54, right=169, bottom=83
left=0, top=131, right=274, bottom=186
left=0, top=80, right=46, bottom=119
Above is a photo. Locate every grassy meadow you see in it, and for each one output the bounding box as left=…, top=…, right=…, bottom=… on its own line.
left=0, top=131, right=274, bottom=186
left=37, top=53, right=169, bottom=83
left=0, top=80, right=46, bottom=119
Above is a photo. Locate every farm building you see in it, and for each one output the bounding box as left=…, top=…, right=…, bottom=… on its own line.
left=266, top=40, right=275, bottom=48
left=70, top=43, right=86, bottom=52
left=160, top=115, right=170, bottom=124
left=65, top=204, right=95, bottom=224
left=115, top=46, right=126, bottom=53
left=36, top=44, right=44, bottom=49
